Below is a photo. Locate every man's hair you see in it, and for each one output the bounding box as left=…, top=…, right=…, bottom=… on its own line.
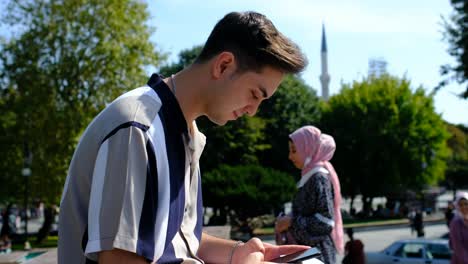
left=195, top=11, right=307, bottom=74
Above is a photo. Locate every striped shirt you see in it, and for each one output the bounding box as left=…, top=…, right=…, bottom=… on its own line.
left=58, top=74, right=206, bottom=264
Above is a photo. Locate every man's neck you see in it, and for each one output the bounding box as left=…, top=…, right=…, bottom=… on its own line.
left=165, top=65, right=208, bottom=129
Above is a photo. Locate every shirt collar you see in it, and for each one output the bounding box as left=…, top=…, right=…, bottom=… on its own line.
left=147, top=73, right=188, bottom=135
left=189, top=121, right=206, bottom=164
left=297, top=166, right=329, bottom=188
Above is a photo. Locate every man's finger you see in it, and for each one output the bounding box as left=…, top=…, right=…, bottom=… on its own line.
left=264, top=245, right=310, bottom=260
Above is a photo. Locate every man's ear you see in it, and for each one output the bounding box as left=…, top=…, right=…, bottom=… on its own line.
left=211, top=52, right=236, bottom=79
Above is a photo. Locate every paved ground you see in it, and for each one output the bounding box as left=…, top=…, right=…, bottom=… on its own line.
left=3, top=217, right=449, bottom=263
left=262, top=222, right=449, bottom=263
left=354, top=222, right=448, bottom=252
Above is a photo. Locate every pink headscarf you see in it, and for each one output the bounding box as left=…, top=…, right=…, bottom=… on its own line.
left=455, top=191, right=468, bottom=218
left=289, top=125, right=344, bottom=254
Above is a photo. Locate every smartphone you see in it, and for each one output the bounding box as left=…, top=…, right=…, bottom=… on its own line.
left=270, top=247, right=322, bottom=263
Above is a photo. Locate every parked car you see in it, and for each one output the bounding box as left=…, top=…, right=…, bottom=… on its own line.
left=366, top=239, right=451, bottom=264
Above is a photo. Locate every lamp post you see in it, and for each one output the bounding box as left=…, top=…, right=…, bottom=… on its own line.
left=22, top=148, right=32, bottom=250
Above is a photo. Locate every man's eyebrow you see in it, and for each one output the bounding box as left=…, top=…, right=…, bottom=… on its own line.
left=259, top=86, right=268, bottom=98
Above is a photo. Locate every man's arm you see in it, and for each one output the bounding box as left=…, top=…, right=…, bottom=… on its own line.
left=198, top=233, right=239, bottom=263
left=98, top=249, right=149, bottom=264
left=84, top=125, right=155, bottom=261
left=198, top=233, right=310, bottom=264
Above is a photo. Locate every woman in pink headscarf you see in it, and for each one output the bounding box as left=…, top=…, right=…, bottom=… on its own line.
left=449, top=191, right=468, bottom=264
left=275, top=125, right=344, bottom=264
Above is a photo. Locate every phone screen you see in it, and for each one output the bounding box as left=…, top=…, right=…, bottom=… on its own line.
left=270, top=247, right=321, bottom=263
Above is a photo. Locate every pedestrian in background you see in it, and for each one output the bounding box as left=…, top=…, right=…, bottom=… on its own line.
left=0, top=204, right=15, bottom=253
left=408, top=208, right=416, bottom=235
left=445, top=201, right=455, bottom=228
left=413, top=210, right=425, bottom=237
left=449, top=191, right=468, bottom=264
left=36, top=204, right=58, bottom=244
left=275, top=125, right=344, bottom=264
left=342, top=228, right=365, bottom=264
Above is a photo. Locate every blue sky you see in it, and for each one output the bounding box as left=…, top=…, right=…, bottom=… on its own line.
left=0, top=0, right=466, bottom=124
left=148, top=0, right=467, bottom=125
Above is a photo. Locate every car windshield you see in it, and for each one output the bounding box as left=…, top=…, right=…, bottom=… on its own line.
left=394, top=243, right=425, bottom=258
left=425, top=243, right=451, bottom=260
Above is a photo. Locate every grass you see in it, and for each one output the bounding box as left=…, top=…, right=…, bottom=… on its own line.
left=11, top=235, right=58, bottom=251
left=344, top=218, right=409, bottom=228
left=252, top=218, right=411, bottom=235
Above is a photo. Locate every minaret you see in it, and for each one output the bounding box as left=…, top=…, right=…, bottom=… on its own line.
left=320, top=23, right=330, bottom=101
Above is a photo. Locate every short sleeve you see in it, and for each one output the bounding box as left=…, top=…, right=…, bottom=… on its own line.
left=84, top=125, right=150, bottom=261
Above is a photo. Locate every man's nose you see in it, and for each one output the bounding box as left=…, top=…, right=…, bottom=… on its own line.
left=245, top=103, right=260, bottom=117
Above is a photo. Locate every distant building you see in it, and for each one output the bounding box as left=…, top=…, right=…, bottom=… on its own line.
left=368, top=58, right=388, bottom=77
left=320, top=23, right=330, bottom=101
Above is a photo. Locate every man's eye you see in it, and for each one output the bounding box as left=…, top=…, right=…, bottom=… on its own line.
left=252, top=92, right=259, bottom=100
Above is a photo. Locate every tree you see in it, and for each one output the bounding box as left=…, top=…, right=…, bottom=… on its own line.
left=202, top=165, right=296, bottom=223
left=159, top=45, right=203, bottom=77
left=0, top=0, right=163, bottom=203
left=444, top=123, right=468, bottom=191
left=439, top=0, right=468, bottom=98
left=198, top=116, right=269, bottom=173
left=320, top=75, right=449, bottom=211
left=257, top=75, right=321, bottom=175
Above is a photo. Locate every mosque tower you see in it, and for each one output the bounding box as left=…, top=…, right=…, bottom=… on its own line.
left=320, top=23, right=330, bottom=101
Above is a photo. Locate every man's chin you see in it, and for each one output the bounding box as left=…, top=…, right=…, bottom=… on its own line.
left=207, top=116, right=228, bottom=126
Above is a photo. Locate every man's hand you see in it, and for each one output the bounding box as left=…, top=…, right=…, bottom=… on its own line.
left=231, top=238, right=310, bottom=264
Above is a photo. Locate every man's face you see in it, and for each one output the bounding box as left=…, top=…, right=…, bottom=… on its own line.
left=206, top=65, right=284, bottom=125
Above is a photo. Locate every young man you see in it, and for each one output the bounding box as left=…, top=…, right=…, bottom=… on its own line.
left=58, top=11, right=308, bottom=264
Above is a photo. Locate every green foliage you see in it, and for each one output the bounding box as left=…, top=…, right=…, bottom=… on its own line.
left=257, top=75, right=321, bottom=174
left=202, top=165, right=296, bottom=217
left=439, top=0, right=468, bottom=98
left=445, top=123, right=468, bottom=189
left=0, top=0, right=162, bottom=203
left=199, top=116, right=269, bottom=172
left=159, top=45, right=203, bottom=77
left=320, top=75, right=450, bottom=199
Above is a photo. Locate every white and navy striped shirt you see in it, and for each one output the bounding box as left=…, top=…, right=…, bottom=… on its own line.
left=58, top=74, right=206, bottom=264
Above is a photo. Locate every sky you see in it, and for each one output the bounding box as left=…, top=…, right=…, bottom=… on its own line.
left=148, top=0, right=467, bottom=125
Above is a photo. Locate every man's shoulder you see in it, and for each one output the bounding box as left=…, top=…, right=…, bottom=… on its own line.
left=83, top=86, right=162, bottom=142
left=105, top=87, right=162, bottom=123
left=114, top=86, right=162, bottom=108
